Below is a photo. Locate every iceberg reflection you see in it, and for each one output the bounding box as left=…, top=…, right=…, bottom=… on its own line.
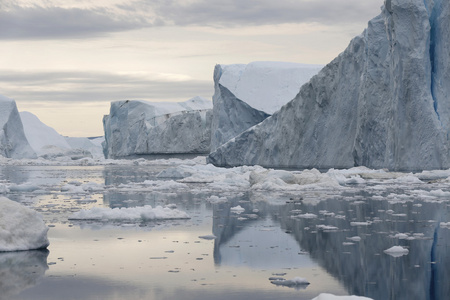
left=0, top=250, right=48, bottom=300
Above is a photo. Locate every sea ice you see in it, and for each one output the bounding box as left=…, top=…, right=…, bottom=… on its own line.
left=383, top=246, right=409, bottom=257
left=311, top=294, right=374, bottom=300
left=0, top=197, right=49, bottom=251
left=69, top=205, right=190, bottom=221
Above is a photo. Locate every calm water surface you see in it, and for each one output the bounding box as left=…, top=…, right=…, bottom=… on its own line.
left=1, top=163, right=450, bottom=300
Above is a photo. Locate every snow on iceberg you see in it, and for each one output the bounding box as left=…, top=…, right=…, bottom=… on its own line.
left=103, top=96, right=212, bottom=158
left=208, top=0, right=450, bottom=171
left=0, top=197, right=49, bottom=251
left=69, top=205, right=190, bottom=221
left=0, top=95, right=36, bottom=159
left=210, top=62, right=322, bottom=151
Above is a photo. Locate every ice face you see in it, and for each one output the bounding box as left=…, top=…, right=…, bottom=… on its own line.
left=208, top=0, right=450, bottom=171
left=0, top=95, right=36, bottom=159
left=20, top=111, right=71, bottom=156
left=210, top=62, right=322, bottom=151
left=0, top=197, right=49, bottom=252
left=103, top=96, right=213, bottom=158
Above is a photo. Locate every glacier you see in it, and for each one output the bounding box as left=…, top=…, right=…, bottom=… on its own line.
left=103, top=96, right=212, bottom=158
left=0, top=95, right=36, bottom=159
left=210, top=62, right=322, bottom=151
left=208, top=0, right=450, bottom=171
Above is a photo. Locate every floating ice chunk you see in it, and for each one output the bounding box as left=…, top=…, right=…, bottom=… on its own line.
left=384, top=246, right=409, bottom=257
left=198, top=235, right=217, bottom=240
left=69, top=205, right=190, bottom=221
left=270, top=277, right=310, bottom=288
left=350, top=222, right=371, bottom=226
left=208, top=195, right=228, bottom=204
left=230, top=205, right=245, bottom=214
left=347, top=236, right=361, bottom=242
left=311, top=293, right=374, bottom=300
left=9, top=183, right=40, bottom=192
left=0, top=184, right=8, bottom=193
left=0, top=197, right=49, bottom=251
left=316, top=225, right=339, bottom=231
left=296, top=213, right=318, bottom=219
left=440, top=222, right=450, bottom=229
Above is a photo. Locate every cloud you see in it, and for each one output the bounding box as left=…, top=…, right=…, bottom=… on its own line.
left=0, top=70, right=213, bottom=103
left=1, top=0, right=382, bottom=39
left=126, top=0, right=383, bottom=27
left=0, top=4, right=149, bottom=39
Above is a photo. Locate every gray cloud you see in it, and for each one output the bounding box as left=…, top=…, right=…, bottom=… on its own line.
left=0, top=4, right=149, bottom=39
left=1, top=0, right=382, bottom=40
left=0, top=70, right=213, bottom=103
left=127, top=0, right=383, bottom=27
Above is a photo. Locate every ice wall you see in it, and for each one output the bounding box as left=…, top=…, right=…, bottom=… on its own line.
left=103, top=96, right=212, bottom=158
left=0, top=95, right=36, bottom=159
left=210, top=62, right=322, bottom=151
left=208, top=0, right=450, bottom=171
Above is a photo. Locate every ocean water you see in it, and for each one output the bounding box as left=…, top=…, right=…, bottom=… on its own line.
left=1, top=161, right=450, bottom=300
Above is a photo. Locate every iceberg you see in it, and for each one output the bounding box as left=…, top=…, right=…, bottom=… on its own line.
left=0, top=95, right=36, bottom=159
left=208, top=0, right=450, bottom=171
left=20, top=111, right=101, bottom=159
left=0, top=197, right=49, bottom=252
left=103, top=96, right=212, bottom=158
left=210, top=62, right=322, bottom=151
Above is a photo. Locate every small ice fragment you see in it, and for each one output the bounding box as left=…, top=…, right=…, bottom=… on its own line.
left=384, top=246, right=409, bottom=257
left=312, top=293, right=374, bottom=300
left=270, top=277, right=310, bottom=289
left=230, top=205, right=245, bottom=214
left=198, top=235, right=217, bottom=240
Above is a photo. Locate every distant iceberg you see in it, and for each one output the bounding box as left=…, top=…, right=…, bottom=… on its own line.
left=209, top=0, right=450, bottom=171
left=20, top=111, right=102, bottom=160
left=0, top=95, right=36, bottom=159
left=103, top=96, right=212, bottom=158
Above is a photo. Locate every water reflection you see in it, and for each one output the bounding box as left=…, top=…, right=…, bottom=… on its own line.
left=0, top=250, right=49, bottom=300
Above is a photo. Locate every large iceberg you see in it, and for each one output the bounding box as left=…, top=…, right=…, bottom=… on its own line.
left=103, top=96, right=212, bottom=158
left=0, top=95, right=36, bottom=159
left=210, top=62, right=322, bottom=151
left=20, top=111, right=101, bottom=159
left=0, top=197, right=49, bottom=252
left=209, top=0, right=450, bottom=171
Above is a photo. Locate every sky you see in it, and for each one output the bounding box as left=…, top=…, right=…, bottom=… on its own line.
left=1, top=0, right=383, bottom=137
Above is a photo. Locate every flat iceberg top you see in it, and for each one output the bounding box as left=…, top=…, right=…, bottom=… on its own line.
left=218, top=61, right=323, bottom=114
left=112, top=96, right=212, bottom=120
left=0, top=197, right=49, bottom=252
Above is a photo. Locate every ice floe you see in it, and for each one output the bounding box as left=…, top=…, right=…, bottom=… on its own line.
left=69, top=205, right=190, bottom=221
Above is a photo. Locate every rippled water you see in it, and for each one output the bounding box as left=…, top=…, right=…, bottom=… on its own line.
left=1, top=162, right=450, bottom=300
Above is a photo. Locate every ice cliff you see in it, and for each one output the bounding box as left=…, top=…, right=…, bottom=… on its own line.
left=0, top=95, right=36, bottom=159
left=210, top=62, right=322, bottom=151
left=103, top=96, right=212, bottom=158
left=209, top=0, right=450, bottom=171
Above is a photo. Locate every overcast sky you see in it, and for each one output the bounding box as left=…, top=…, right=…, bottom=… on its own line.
left=1, top=0, right=383, bottom=137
